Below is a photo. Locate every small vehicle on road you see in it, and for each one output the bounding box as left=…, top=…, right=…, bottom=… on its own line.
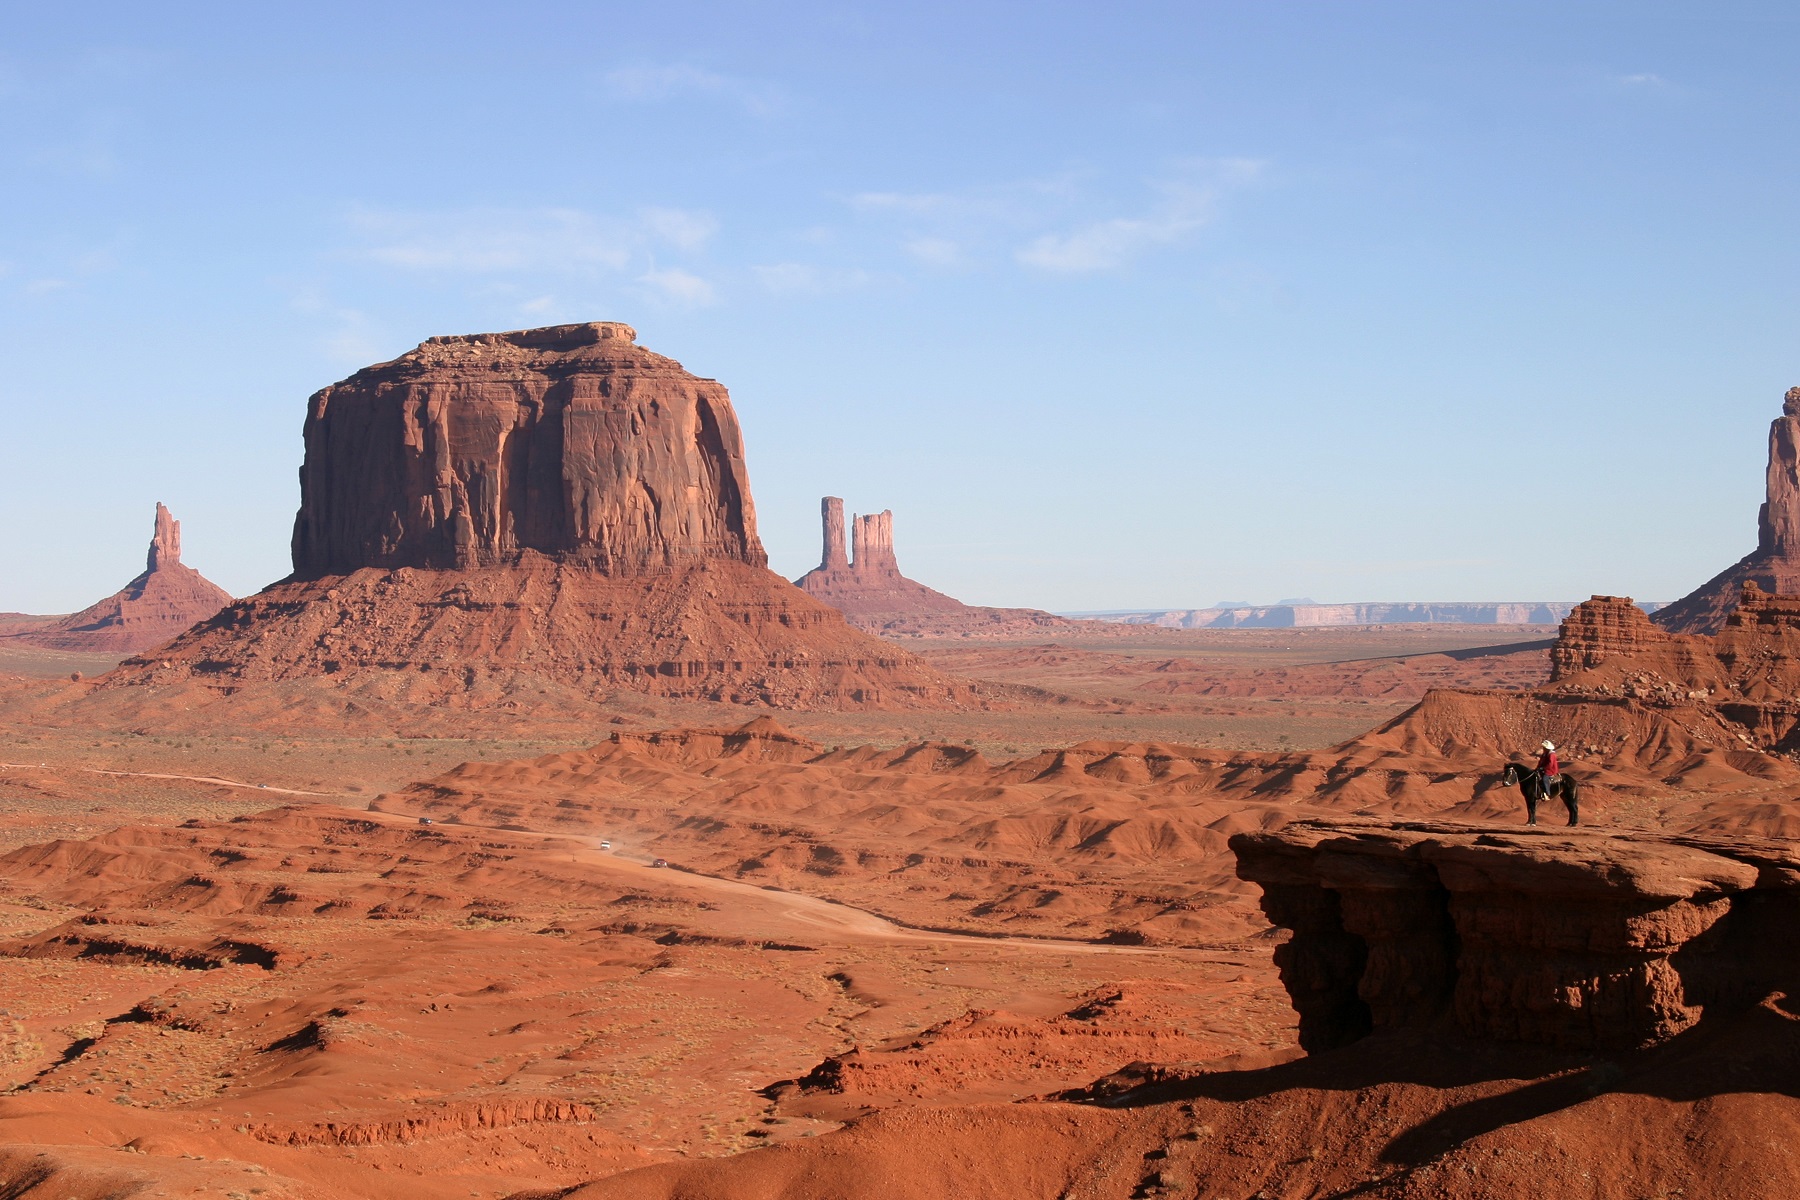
left=418, top=817, right=433, bottom=825
left=599, top=840, right=612, bottom=850
left=651, top=858, right=668, bottom=868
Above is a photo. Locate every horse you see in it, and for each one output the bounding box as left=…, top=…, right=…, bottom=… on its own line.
left=1500, top=762, right=1580, bottom=826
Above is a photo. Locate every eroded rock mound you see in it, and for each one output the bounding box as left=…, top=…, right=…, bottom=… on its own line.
left=1657, top=385, right=1800, bottom=633
left=795, top=497, right=1075, bottom=638
left=118, top=559, right=965, bottom=708
left=103, top=325, right=972, bottom=710
left=1233, top=819, right=1800, bottom=1054
left=0, top=504, right=232, bottom=654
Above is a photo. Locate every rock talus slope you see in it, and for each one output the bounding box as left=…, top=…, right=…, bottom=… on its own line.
left=0, top=503, right=232, bottom=654
left=102, top=324, right=973, bottom=710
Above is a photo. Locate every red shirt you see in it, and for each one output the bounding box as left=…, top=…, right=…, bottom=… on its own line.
left=1537, top=749, right=1559, bottom=775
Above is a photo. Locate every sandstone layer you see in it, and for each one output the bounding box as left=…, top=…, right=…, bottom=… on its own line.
left=1234, top=818, right=1800, bottom=1053
left=1657, top=384, right=1800, bottom=633
left=101, top=325, right=974, bottom=711
left=290, top=322, right=760, bottom=577
left=795, top=497, right=1077, bottom=638
left=0, top=504, right=232, bottom=654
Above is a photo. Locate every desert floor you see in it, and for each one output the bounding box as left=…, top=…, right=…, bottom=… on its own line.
left=0, top=624, right=1557, bottom=1197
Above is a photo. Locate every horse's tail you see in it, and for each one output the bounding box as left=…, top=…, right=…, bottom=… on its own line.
left=1562, top=774, right=1581, bottom=825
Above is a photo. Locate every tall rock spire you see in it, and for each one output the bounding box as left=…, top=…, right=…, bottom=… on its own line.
left=819, top=496, right=849, bottom=571
left=851, top=510, right=898, bottom=577
left=148, top=502, right=181, bottom=571
left=1657, top=385, right=1800, bottom=633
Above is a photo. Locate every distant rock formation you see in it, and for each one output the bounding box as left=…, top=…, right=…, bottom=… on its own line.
left=1657, top=385, right=1800, bottom=633
left=1090, top=601, right=1589, bottom=629
left=1234, top=819, right=1799, bottom=1053
left=795, top=497, right=1075, bottom=638
left=1552, top=585, right=1800, bottom=707
left=106, top=325, right=975, bottom=710
left=0, top=504, right=232, bottom=654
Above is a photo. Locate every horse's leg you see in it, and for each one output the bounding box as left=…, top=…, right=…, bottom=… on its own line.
left=1526, top=780, right=1538, bottom=825
left=1563, top=778, right=1579, bottom=826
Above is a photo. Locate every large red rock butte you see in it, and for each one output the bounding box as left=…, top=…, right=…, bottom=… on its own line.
left=1657, top=384, right=1800, bottom=633
left=795, top=496, right=1075, bottom=637
left=289, top=321, right=759, bottom=577
left=0, top=503, right=232, bottom=654
left=104, top=324, right=974, bottom=710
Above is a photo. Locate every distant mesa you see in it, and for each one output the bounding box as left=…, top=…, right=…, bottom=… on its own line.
left=105, top=323, right=974, bottom=710
left=0, top=503, right=232, bottom=654
left=1086, top=600, right=1592, bottom=629
left=794, top=496, right=1075, bottom=638
left=1656, top=385, right=1800, bottom=633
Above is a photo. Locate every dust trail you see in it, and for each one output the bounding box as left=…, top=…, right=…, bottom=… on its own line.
left=0, top=761, right=339, bottom=797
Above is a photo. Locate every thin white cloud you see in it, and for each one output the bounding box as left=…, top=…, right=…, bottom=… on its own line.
left=350, top=205, right=719, bottom=281
left=1016, top=160, right=1265, bottom=274
left=752, top=263, right=873, bottom=296
left=289, top=286, right=386, bottom=366
left=851, top=191, right=959, bottom=216
left=905, top=236, right=962, bottom=268
left=641, top=207, right=719, bottom=252
left=601, top=63, right=782, bottom=116
left=638, top=266, right=716, bottom=306
left=1617, top=73, right=1668, bottom=87
left=353, top=207, right=635, bottom=273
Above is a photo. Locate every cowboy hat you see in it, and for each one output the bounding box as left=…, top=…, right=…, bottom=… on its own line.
left=1540, top=740, right=1556, bottom=751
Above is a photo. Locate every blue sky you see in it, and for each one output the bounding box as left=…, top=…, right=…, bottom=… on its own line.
left=2, top=1, right=1798, bottom=612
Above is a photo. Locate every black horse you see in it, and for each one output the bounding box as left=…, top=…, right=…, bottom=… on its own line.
left=1500, top=762, right=1580, bottom=826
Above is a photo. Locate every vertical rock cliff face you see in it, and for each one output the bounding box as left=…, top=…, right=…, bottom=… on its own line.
left=103, top=325, right=976, bottom=711
left=290, top=322, right=764, bottom=578
left=1233, top=820, right=1798, bottom=1054
left=1, top=504, right=233, bottom=654
left=1658, top=386, right=1800, bottom=633
left=849, top=511, right=898, bottom=577
left=819, top=497, right=849, bottom=572
left=147, top=502, right=182, bottom=572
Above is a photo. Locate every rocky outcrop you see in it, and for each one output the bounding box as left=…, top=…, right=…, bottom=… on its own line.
left=103, top=326, right=977, bottom=710
left=290, top=322, right=762, bottom=578
left=1, top=504, right=232, bottom=654
left=1657, top=385, right=1800, bottom=633
left=1552, top=586, right=1800, bottom=713
left=796, top=497, right=1076, bottom=638
left=1233, top=819, right=1800, bottom=1052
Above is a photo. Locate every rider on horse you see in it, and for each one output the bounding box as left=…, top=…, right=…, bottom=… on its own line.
left=1505, top=740, right=1578, bottom=826
left=1536, top=741, right=1559, bottom=791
